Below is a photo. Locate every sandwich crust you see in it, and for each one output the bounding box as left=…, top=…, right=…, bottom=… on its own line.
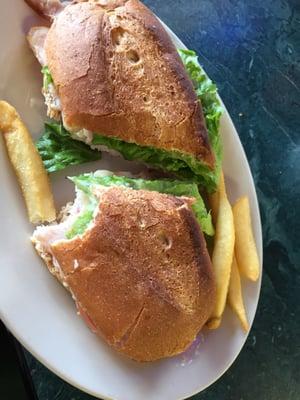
left=37, top=186, right=215, bottom=361
left=44, top=0, right=214, bottom=167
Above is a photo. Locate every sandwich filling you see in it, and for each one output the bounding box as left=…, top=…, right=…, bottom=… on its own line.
left=38, top=50, right=223, bottom=192
left=41, top=66, right=61, bottom=120
left=32, top=186, right=97, bottom=279
left=68, top=170, right=214, bottom=237
left=32, top=171, right=214, bottom=264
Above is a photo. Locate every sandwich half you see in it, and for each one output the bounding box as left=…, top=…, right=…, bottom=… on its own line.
left=26, top=0, right=222, bottom=190
left=32, top=171, right=216, bottom=361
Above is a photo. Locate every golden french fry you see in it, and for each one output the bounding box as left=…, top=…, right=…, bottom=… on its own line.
left=0, top=101, right=56, bottom=223
left=207, top=173, right=235, bottom=329
left=206, top=318, right=221, bottom=330
left=233, top=196, right=259, bottom=281
left=228, top=256, right=249, bottom=331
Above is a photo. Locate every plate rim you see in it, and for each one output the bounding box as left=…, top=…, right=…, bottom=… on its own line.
left=0, top=12, right=263, bottom=400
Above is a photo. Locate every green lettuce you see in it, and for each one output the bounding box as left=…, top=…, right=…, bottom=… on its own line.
left=65, top=209, right=95, bottom=239
left=41, top=66, right=53, bottom=91
left=92, top=135, right=216, bottom=186
left=36, top=122, right=102, bottom=173
left=179, top=49, right=223, bottom=182
left=66, top=172, right=214, bottom=239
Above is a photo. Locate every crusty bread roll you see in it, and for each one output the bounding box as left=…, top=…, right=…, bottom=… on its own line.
left=32, top=185, right=216, bottom=361
left=44, top=0, right=214, bottom=167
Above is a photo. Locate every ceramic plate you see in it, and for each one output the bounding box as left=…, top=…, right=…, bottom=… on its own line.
left=0, top=1, right=262, bottom=399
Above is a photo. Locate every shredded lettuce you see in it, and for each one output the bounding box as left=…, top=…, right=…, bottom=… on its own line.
left=66, top=172, right=214, bottom=238
left=36, top=122, right=102, bottom=173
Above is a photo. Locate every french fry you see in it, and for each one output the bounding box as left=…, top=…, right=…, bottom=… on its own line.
left=228, top=256, right=249, bottom=331
left=0, top=101, right=56, bottom=223
left=233, top=196, right=259, bottom=281
left=207, top=173, right=235, bottom=329
left=206, top=317, right=221, bottom=330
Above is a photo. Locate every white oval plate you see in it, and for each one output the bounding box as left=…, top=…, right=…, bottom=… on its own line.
left=0, top=1, right=262, bottom=399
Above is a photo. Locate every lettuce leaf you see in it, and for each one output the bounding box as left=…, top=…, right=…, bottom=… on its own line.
left=65, top=209, right=94, bottom=240
left=41, top=66, right=53, bottom=91
left=67, top=172, right=214, bottom=238
left=92, top=135, right=216, bottom=187
left=179, top=49, right=223, bottom=181
left=36, top=122, right=102, bottom=173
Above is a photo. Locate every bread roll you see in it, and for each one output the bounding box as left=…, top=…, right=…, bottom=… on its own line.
left=44, top=0, right=214, bottom=167
left=32, top=185, right=216, bottom=361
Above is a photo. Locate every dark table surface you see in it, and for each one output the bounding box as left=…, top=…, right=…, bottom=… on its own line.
left=5, top=0, right=300, bottom=399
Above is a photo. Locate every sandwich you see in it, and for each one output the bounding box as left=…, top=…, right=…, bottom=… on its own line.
left=32, top=171, right=216, bottom=361
left=25, top=0, right=222, bottom=190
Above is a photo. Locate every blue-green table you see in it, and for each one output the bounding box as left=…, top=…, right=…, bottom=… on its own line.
left=24, top=0, right=300, bottom=399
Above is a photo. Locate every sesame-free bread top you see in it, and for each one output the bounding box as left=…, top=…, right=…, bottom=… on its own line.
left=38, top=186, right=216, bottom=361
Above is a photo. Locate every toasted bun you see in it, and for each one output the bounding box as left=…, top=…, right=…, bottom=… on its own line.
left=35, top=186, right=215, bottom=361
left=44, top=0, right=214, bottom=167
